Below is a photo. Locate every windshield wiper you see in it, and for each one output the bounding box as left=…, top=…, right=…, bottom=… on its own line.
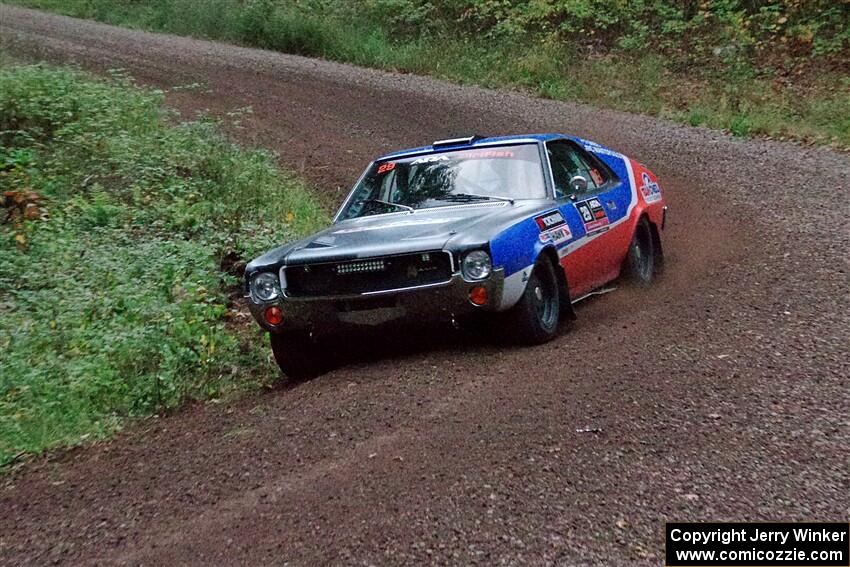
left=436, top=193, right=515, bottom=204
left=357, top=199, right=414, bottom=213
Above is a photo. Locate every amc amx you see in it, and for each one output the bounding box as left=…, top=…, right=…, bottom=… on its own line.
left=245, top=134, right=667, bottom=377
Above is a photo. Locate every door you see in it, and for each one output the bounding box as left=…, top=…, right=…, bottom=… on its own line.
left=545, top=140, right=622, bottom=296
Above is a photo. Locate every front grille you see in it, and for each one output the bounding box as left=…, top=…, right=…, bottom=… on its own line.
left=284, top=251, right=453, bottom=297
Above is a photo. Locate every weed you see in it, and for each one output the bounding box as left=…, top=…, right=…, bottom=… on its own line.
left=7, top=0, right=848, bottom=148
left=0, top=63, right=327, bottom=463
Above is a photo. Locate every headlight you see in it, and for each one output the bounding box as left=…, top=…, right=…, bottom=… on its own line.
left=250, top=272, right=281, bottom=302
left=461, top=250, right=492, bottom=280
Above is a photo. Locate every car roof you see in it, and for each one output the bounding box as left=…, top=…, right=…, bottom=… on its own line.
left=376, top=133, right=566, bottom=161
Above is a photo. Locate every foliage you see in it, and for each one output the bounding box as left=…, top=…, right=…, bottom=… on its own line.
left=16, top=0, right=846, bottom=63
left=7, top=0, right=849, bottom=147
left=0, top=63, right=327, bottom=464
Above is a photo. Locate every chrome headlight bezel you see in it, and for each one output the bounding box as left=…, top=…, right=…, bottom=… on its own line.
left=461, top=250, right=492, bottom=280
left=250, top=271, right=281, bottom=302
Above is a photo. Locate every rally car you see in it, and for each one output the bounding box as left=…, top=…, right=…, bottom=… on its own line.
left=246, top=134, right=667, bottom=377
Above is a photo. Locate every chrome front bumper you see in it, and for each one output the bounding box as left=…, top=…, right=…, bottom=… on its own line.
left=248, top=269, right=506, bottom=333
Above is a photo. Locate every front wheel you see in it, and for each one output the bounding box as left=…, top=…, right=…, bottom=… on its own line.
left=504, top=259, right=561, bottom=345
left=269, top=331, right=323, bottom=380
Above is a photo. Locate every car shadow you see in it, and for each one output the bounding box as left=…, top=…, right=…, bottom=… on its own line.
left=332, top=321, right=495, bottom=367
left=275, top=313, right=578, bottom=389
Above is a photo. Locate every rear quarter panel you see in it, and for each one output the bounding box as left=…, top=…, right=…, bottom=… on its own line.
left=546, top=138, right=666, bottom=299
left=564, top=139, right=665, bottom=294
left=566, top=139, right=666, bottom=295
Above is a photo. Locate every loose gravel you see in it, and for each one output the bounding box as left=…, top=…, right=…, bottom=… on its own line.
left=1, top=6, right=848, bottom=566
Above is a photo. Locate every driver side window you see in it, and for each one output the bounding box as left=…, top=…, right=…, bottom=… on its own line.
left=546, top=141, right=605, bottom=199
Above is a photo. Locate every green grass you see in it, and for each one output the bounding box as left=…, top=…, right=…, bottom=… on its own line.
left=4, top=0, right=849, bottom=148
left=0, top=62, right=328, bottom=465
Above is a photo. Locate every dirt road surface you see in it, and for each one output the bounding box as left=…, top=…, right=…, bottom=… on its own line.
left=1, top=6, right=848, bottom=566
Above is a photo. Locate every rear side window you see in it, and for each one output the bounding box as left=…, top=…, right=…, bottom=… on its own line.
left=546, top=140, right=612, bottom=198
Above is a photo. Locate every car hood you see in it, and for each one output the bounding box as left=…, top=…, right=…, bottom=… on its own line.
left=284, top=204, right=511, bottom=265
left=245, top=200, right=550, bottom=274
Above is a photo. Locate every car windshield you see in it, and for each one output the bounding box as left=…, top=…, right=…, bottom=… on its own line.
left=337, top=144, right=546, bottom=220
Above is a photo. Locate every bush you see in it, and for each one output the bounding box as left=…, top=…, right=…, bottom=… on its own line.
left=9, top=0, right=849, bottom=147
left=0, top=64, right=327, bottom=464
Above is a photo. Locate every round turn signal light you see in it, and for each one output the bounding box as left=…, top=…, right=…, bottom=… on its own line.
left=469, top=286, right=488, bottom=306
left=264, top=306, right=283, bottom=326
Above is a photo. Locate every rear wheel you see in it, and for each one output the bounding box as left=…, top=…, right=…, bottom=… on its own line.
left=269, top=331, right=323, bottom=380
left=625, top=217, right=656, bottom=285
left=505, top=258, right=561, bottom=344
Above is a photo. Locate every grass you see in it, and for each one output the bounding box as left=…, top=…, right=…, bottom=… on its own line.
left=0, top=61, right=328, bottom=465
left=3, top=0, right=849, bottom=149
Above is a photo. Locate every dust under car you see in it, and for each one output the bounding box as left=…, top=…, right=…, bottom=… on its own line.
left=245, top=134, right=667, bottom=377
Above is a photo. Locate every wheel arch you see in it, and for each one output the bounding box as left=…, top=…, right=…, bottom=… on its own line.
left=539, top=246, right=577, bottom=321
left=633, top=211, right=664, bottom=274
left=646, top=216, right=664, bottom=273
left=622, top=212, right=664, bottom=282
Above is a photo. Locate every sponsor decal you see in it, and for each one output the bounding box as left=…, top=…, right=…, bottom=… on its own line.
left=639, top=171, right=662, bottom=203
left=575, top=198, right=610, bottom=233
left=536, top=210, right=572, bottom=245
left=410, top=150, right=514, bottom=165
left=589, top=168, right=605, bottom=186
left=583, top=143, right=621, bottom=158
left=463, top=150, right=515, bottom=159
left=410, top=155, right=450, bottom=165
left=377, top=162, right=396, bottom=174
left=534, top=210, right=566, bottom=231
left=539, top=225, right=572, bottom=245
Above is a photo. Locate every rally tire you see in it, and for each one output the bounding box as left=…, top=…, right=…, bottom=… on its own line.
left=625, top=216, right=656, bottom=285
left=269, top=331, right=323, bottom=380
left=505, top=258, right=561, bottom=345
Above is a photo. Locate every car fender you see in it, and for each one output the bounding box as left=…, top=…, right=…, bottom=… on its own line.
left=489, top=214, right=564, bottom=311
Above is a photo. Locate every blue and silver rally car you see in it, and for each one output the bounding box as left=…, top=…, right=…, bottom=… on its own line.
left=246, top=134, right=667, bottom=377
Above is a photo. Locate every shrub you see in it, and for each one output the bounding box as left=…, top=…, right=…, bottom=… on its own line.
left=0, top=64, right=327, bottom=464
left=9, top=0, right=849, bottom=147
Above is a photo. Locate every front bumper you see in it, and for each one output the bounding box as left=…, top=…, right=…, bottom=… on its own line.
left=248, top=269, right=505, bottom=334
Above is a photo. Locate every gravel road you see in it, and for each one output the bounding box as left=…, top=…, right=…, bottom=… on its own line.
left=1, top=6, right=848, bottom=566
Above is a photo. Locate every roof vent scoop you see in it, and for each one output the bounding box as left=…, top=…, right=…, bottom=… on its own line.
left=432, top=135, right=483, bottom=149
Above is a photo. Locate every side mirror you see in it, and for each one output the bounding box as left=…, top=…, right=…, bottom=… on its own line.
left=569, top=175, right=588, bottom=193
